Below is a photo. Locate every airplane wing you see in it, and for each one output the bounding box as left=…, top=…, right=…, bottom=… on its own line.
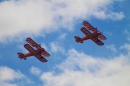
left=34, top=53, right=47, bottom=62
left=81, top=27, right=104, bottom=46
left=26, top=37, right=50, bottom=57
left=81, top=27, right=93, bottom=38
left=91, top=37, right=104, bottom=46
left=83, top=21, right=98, bottom=32
left=83, top=21, right=107, bottom=40
left=98, top=34, right=107, bottom=40
left=24, top=44, right=47, bottom=62
left=41, top=51, right=50, bottom=57
left=26, top=37, right=39, bottom=48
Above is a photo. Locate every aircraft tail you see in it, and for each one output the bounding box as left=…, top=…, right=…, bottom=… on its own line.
left=74, top=36, right=83, bottom=43
left=17, top=52, right=27, bottom=60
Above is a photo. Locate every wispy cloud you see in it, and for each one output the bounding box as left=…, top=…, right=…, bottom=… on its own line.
left=120, top=43, right=130, bottom=51
left=40, top=49, right=130, bottom=86
left=124, top=29, right=130, bottom=41
left=40, top=43, right=48, bottom=50
left=0, top=0, right=125, bottom=42
left=106, top=44, right=117, bottom=52
left=58, top=33, right=67, bottom=40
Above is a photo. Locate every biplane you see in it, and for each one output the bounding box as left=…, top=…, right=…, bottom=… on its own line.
left=74, top=21, right=107, bottom=46
left=17, top=37, right=50, bottom=62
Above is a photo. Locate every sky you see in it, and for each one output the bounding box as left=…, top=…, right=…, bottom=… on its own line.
left=0, top=0, right=130, bottom=86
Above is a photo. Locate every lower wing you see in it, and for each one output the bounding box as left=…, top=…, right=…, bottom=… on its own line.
left=34, top=53, right=47, bottom=62
left=91, top=37, right=104, bottom=46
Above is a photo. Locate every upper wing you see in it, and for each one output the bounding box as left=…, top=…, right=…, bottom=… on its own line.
left=83, top=21, right=97, bottom=32
left=98, top=34, right=107, bottom=40
left=26, top=37, right=50, bottom=57
left=26, top=37, right=39, bottom=48
left=24, top=44, right=47, bottom=62
left=81, top=27, right=104, bottom=46
left=41, top=51, right=50, bottom=57
left=83, top=21, right=107, bottom=40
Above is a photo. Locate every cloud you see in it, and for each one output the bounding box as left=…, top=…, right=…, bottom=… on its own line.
left=58, top=33, right=67, bottom=40
left=49, top=41, right=65, bottom=54
left=0, top=66, right=32, bottom=86
left=92, top=10, right=125, bottom=20
left=120, top=43, right=130, bottom=51
left=106, top=44, right=117, bottom=52
left=40, top=49, right=130, bottom=86
left=40, top=43, right=48, bottom=50
left=29, top=66, right=41, bottom=76
left=0, top=66, right=24, bottom=81
left=17, top=44, right=28, bottom=53
left=0, top=0, right=55, bottom=42
left=105, top=31, right=112, bottom=36
left=0, top=0, right=125, bottom=42
left=124, top=29, right=130, bottom=41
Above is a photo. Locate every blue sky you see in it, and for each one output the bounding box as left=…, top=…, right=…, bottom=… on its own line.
left=0, top=0, right=130, bottom=86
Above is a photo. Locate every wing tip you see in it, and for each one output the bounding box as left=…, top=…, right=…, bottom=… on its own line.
left=98, top=43, right=104, bottom=46
left=24, top=44, right=29, bottom=47
left=26, top=37, right=31, bottom=41
left=83, top=21, right=87, bottom=23
left=80, top=27, right=86, bottom=30
left=41, top=59, right=48, bottom=62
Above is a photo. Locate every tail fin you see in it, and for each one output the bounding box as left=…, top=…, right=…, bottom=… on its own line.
left=74, top=36, right=83, bottom=43
left=17, top=52, right=27, bottom=60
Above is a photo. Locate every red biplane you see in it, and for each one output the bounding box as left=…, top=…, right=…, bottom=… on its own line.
left=74, top=21, right=107, bottom=46
left=17, top=37, right=50, bottom=62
